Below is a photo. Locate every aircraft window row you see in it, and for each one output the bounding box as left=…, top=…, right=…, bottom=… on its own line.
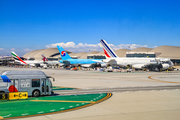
left=87, top=56, right=106, bottom=59
left=126, top=54, right=156, bottom=58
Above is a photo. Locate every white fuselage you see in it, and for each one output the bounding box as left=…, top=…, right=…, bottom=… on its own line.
left=44, top=61, right=63, bottom=66
left=119, top=58, right=157, bottom=67
left=103, top=57, right=157, bottom=68
left=103, top=57, right=173, bottom=70
left=14, top=60, right=44, bottom=67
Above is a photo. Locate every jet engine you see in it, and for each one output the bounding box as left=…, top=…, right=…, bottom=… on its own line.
left=162, top=63, right=169, bottom=70
left=100, top=63, right=107, bottom=67
left=29, top=64, right=36, bottom=67
left=81, top=64, right=91, bottom=68
left=132, top=64, right=145, bottom=69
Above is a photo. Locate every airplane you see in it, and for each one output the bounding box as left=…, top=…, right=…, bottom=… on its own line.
left=57, top=46, right=106, bottom=68
left=41, top=54, right=64, bottom=66
left=11, top=51, right=47, bottom=68
left=100, top=39, right=174, bottom=71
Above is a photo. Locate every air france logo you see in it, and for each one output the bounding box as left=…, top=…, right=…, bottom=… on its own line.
left=61, top=51, right=66, bottom=57
left=150, top=60, right=155, bottom=62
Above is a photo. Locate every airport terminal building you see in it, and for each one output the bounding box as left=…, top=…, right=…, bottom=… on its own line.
left=22, top=45, right=180, bottom=66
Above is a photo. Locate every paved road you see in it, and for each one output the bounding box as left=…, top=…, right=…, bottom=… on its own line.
left=55, top=85, right=180, bottom=95
left=1, top=67, right=180, bottom=120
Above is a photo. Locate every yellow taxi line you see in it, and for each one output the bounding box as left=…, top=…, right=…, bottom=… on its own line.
left=148, top=76, right=180, bottom=84
left=31, top=100, right=95, bottom=103
left=2, top=93, right=112, bottom=120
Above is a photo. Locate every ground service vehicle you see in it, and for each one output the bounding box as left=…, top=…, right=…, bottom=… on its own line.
left=0, top=71, right=55, bottom=97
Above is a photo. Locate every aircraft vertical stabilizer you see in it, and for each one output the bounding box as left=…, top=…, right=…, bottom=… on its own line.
left=100, top=39, right=118, bottom=58
left=57, top=46, right=72, bottom=60
left=41, top=54, right=48, bottom=62
left=11, top=51, right=27, bottom=64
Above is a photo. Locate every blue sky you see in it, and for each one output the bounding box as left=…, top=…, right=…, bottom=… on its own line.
left=0, top=0, right=180, bottom=56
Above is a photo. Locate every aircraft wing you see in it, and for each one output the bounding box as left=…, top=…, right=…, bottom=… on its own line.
left=132, top=63, right=157, bottom=69
left=132, top=63, right=163, bottom=70
left=102, top=59, right=117, bottom=64
left=132, top=64, right=146, bottom=69
left=91, top=60, right=107, bottom=67
left=91, top=60, right=104, bottom=64
left=81, top=64, right=92, bottom=67
left=61, top=60, right=70, bottom=65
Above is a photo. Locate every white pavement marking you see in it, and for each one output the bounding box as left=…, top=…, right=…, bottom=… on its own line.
left=21, top=113, right=29, bottom=116
left=38, top=111, right=44, bottom=114
left=2, top=114, right=11, bottom=118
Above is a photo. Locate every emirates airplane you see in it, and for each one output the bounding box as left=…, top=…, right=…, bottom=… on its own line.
left=100, top=39, right=174, bottom=71
left=11, top=51, right=46, bottom=67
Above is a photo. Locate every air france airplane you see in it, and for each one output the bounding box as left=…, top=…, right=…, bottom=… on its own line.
left=100, top=39, right=174, bottom=71
left=57, top=46, right=106, bottom=68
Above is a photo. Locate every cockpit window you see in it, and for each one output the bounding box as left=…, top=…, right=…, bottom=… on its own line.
left=162, top=61, right=172, bottom=65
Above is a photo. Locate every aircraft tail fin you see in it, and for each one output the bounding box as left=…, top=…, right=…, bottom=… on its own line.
left=103, top=48, right=111, bottom=58
left=11, top=51, right=27, bottom=64
left=41, top=54, right=48, bottom=62
left=100, top=39, right=118, bottom=58
left=57, top=46, right=72, bottom=60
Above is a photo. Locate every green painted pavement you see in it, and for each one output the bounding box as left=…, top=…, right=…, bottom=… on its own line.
left=0, top=93, right=112, bottom=119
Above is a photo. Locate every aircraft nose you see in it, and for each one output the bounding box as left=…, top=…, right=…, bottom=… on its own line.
left=171, top=61, right=174, bottom=66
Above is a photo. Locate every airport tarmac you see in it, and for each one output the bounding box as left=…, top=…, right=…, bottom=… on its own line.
left=0, top=67, right=180, bottom=120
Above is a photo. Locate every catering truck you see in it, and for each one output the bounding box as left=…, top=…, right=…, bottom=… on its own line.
left=0, top=71, right=55, bottom=97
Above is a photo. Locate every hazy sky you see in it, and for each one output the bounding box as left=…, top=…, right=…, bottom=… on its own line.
left=0, top=0, right=180, bottom=56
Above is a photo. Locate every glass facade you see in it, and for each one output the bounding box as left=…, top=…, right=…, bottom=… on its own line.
left=171, top=59, right=180, bottom=66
